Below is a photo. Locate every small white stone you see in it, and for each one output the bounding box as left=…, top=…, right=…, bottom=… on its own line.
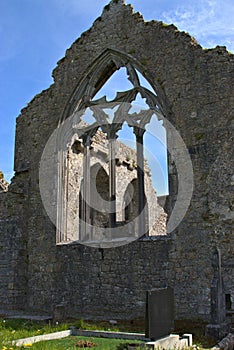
left=109, top=319, right=117, bottom=325
left=190, top=111, right=197, bottom=118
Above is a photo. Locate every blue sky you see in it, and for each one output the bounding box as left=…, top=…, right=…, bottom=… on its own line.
left=1, top=0, right=233, bottom=193
left=85, top=67, right=168, bottom=195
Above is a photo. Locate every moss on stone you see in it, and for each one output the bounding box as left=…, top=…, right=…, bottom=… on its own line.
left=195, top=133, right=205, bottom=141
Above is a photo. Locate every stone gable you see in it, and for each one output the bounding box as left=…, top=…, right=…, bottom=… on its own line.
left=0, top=0, right=233, bottom=322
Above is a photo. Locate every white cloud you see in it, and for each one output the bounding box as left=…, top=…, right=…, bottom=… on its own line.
left=162, top=0, right=234, bottom=52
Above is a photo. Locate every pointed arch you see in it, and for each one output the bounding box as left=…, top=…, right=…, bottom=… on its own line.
left=90, top=164, right=109, bottom=232
left=56, top=48, right=172, bottom=244
left=123, top=178, right=149, bottom=235
left=59, top=48, right=169, bottom=124
left=124, top=178, right=138, bottom=222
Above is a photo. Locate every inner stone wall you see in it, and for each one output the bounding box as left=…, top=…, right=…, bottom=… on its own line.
left=0, top=0, right=233, bottom=321
left=66, top=128, right=165, bottom=242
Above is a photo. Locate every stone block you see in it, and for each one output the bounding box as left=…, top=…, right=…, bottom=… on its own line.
left=145, top=287, right=174, bottom=340
left=205, top=323, right=230, bottom=340
left=146, top=334, right=191, bottom=349
left=182, top=333, right=193, bottom=347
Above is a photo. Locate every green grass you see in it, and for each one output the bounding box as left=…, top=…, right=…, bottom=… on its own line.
left=0, top=318, right=68, bottom=348
left=0, top=319, right=144, bottom=349
left=0, top=317, right=217, bottom=349
left=30, top=336, right=144, bottom=349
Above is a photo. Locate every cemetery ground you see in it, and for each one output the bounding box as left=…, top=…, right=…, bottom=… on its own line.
left=0, top=318, right=217, bottom=349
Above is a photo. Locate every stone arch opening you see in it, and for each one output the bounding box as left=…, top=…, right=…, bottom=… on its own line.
left=90, top=164, right=109, bottom=230
left=59, top=48, right=168, bottom=123
left=56, top=49, right=173, bottom=244
left=79, top=163, right=110, bottom=242
left=124, top=178, right=145, bottom=222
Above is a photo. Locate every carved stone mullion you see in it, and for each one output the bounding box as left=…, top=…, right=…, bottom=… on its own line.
left=138, top=86, right=164, bottom=113
left=56, top=149, right=66, bottom=243
left=64, top=149, right=71, bottom=242
left=126, top=63, right=140, bottom=88
left=133, top=126, right=146, bottom=236
left=109, top=136, right=117, bottom=228
left=106, top=125, right=118, bottom=229
left=81, top=133, right=93, bottom=240
left=139, top=109, right=154, bottom=130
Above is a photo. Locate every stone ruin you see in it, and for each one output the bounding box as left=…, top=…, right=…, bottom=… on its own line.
left=0, top=0, right=233, bottom=331
left=63, top=126, right=166, bottom=244
left=0, top=171, right=9, bottom=192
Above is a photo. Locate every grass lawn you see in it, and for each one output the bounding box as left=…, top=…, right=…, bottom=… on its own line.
left=31, top=336, right=144, bottom=349
left=0, top=318, right=68, bottom=348
left=0, top=317, right=217, bottom=349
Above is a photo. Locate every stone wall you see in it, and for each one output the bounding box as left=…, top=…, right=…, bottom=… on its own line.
left=66, top=129, right=165, bottom=242
left=0, top=173, right=29, bottom=312
left=0, top=0, right=233, bottom=321
left=27, top=237, right=171, bottom=318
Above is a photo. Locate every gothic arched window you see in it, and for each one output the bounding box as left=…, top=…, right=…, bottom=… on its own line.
left=56, top=49, right=169, bottom=246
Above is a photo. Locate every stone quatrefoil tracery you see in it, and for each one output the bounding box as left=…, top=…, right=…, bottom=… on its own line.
left=71, top=63, right=165, bottom=240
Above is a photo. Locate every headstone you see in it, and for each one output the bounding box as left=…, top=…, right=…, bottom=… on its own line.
left=53, top=303, right=66, bottom=322
left=211, top=248, right=226, bottom=324
left=145, top=287, right=174, bottom=340
left=205, top=248, right=230, bottom=339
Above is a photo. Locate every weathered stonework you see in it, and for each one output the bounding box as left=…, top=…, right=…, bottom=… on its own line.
left=0, top=0, right=233, bottom=323
left=0, top=171, right=9, bottom=192
left=65, top=128, right=165, bottom=242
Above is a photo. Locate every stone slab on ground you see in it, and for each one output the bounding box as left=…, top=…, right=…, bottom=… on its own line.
left=73, top=328, right=147, bottom=341
left=146, top=334, right=193, bottom=349
left=14, top=330, right=71, bottom=346
left=14, top=328, right=147, bottom=347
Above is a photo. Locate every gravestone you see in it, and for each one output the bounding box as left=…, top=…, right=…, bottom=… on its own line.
left=145, top=287, right=174, bottom=340
left=205, top=248, right=230, bottom=339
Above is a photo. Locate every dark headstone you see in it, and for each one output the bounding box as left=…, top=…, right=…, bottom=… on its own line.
left=145, top=287, right=174, bottom=340
left=53, top=303, right=66, bottom=322
left=210, top=248, right=226, bottom=324
left=205, top=248, right=230, bottom=339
